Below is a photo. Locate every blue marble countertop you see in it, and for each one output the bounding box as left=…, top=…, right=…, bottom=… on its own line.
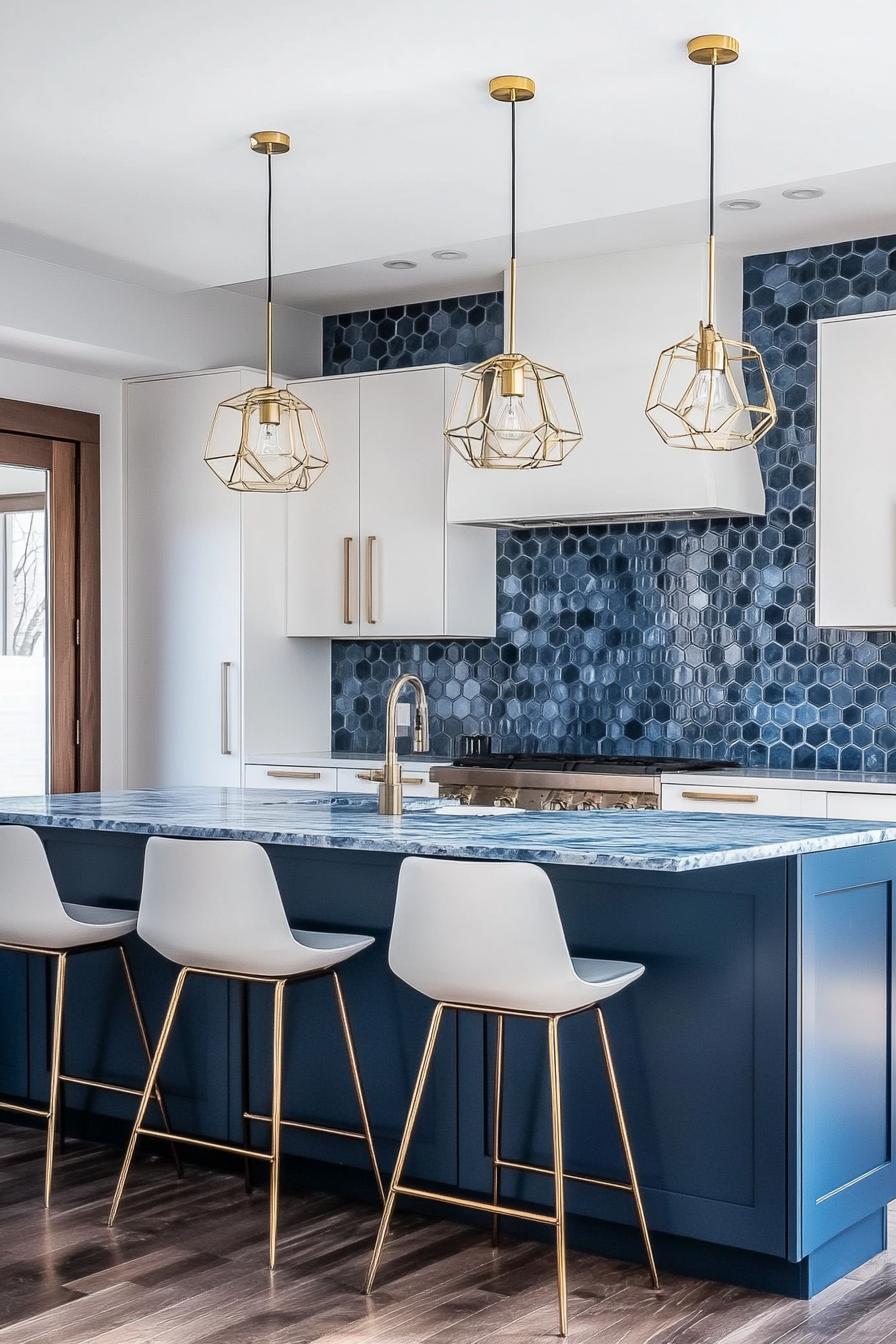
left=1, top=788, right=896, bottom=872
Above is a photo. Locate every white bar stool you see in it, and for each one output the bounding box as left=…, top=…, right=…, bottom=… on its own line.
left=108, top=836, right=383, bottom=1268
left=0, top=825, right=181, bottom=1205
left=365, top=856, right=658, bottom=1338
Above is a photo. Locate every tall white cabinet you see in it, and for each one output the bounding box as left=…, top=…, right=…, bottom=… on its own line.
left=125, top=369, right=329, bottom=788
left=816, top=310, right=896, bottom=629
left=286, top=366, right=496, bottom=638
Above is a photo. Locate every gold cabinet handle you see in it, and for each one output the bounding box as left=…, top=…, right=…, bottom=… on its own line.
left=266, top=769, right=321, bottom=781
left=343, top=537, right=353, bottom=625
left=356, top=769, right=425, bottom=785
left=681, top=790, right=760, bottom=804
left=366, top=535, right=377, bottom=624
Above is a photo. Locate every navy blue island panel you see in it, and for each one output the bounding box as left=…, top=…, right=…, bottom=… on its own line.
left=1, top=788, right=896, bottom=1299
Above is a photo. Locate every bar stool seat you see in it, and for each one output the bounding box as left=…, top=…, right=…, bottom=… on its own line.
left=56, top=904, right=139, bottom=943
left=108, top=836, right=383, bottom=1269
left=0, top=825, right=182, bottom=1205
left=365, top=857, right=659, bottom=1338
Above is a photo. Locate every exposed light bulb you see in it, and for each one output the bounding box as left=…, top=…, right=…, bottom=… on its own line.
left=253, top=418, right=292, bottom=478
left=492, top=395, right=534, bottom=451
left=678, top=368, right=739, bottom=443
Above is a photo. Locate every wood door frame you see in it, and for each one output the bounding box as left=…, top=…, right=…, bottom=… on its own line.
left=0, top=398, right=100, bottom=792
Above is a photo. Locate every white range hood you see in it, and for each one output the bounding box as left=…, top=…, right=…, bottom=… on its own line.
left=448, top=243, right=766, bottom=527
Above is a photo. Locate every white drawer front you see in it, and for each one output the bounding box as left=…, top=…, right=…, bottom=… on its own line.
left=825, top=792, right=896, bottom=823
left=245, top=764, right=338, bottom=791
left=662, top=783, right=827, bottom=818
left=337, top=766, right=439, bottom=796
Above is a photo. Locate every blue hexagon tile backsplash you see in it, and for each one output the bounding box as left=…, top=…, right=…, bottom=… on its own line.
left=330, top=251, right=896, bottom=770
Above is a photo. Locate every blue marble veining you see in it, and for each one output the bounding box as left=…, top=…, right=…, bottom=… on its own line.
left=331, top=238, right=896, bottom=771
left=3, top=788, right=896, bottom=874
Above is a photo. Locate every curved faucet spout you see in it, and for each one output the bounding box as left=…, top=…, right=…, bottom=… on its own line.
left=380, top=674, right=430, bottom=815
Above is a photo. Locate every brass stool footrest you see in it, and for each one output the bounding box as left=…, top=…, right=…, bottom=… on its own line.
left=0, top=1097, right=51, bottom=1120
left=59, top=1074, right=143, bottom=1099
left=243, top=1109, right=367, bottom=1143
left=496, top=1156, right=633, bottom=1193
left=393, top=1183, right=558, bottom=1226
left=137, top=1126, right=273, bottom=1164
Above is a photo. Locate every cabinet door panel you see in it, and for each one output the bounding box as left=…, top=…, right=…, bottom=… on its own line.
left=286, top=378, right=360, bottom=635
left=359, top=370, right=447, bottom=637
left=817, top=313, right=896, bottom=629
left=126, top=374, right=242, bottom=787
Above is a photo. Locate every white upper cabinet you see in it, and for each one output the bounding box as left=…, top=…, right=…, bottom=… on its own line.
left=286, top=365, right=495, bottom=639
left=816, top=311, right=896, bottom=629
left=287, top=376, right=361, bottom=635
left=448, top=244, right=767, bottom=527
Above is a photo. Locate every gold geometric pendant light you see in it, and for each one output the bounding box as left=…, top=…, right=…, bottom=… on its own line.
left=445, top=77, right=583, bottom=470
left=205, top=132, right=328, bottom=492
left=645, top=36, right=777, bottom=452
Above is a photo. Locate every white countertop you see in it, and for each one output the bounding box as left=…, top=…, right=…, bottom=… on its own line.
left=661, top=767, right=896, bottom=795
left=246, top=751, right=452, bottom=771
left=252, top=755, right=896, bottom=794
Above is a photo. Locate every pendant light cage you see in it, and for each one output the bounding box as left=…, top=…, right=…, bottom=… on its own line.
left=645, top=36, right=777, bottom=453
left=205, top=131, right=328, bottom=493
left=445, top=76, right=583, bottom=470
left=446, top=354, right=582, bottom=469
left=645, top=328, right=776, bottom=452
left=205, top=387, right=328, bottom=492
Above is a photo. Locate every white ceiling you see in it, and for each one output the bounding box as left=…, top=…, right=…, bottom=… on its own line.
left=5, top=0, right=896, bottom=310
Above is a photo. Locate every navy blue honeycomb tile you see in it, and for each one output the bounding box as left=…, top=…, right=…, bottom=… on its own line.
left=323, top=292, right=503, bottom=375
left=329, top=238, right=896, bottom=769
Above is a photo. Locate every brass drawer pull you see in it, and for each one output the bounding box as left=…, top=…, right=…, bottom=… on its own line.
left=356, top=769, right=425, bottom=785
left=681, top=789, right=760, bottom=804
left=266, top=769, right=321, bottom=781
left=343, top=537, right=353, bottom=625
left=366, top=535, right=377, bottom=624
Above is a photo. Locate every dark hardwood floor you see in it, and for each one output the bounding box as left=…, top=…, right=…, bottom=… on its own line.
left=2, top=1121, right=896, bottom=1343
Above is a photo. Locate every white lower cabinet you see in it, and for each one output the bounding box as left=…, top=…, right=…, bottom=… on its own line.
left=244, top=764, right=339, bottom=792
left=336, top=766, right=439, bottom=797
left=662, top=783, right=827, bottom=818
left=825, top=793, right=896, bottom=823
left=246, top=761, right=439, bottom=797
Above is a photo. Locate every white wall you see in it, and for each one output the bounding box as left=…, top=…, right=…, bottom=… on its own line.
left=0, top=245, right=321, bottom=380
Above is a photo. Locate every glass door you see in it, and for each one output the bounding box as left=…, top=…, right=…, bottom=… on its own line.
left=0, top=465, right=48, bottom=793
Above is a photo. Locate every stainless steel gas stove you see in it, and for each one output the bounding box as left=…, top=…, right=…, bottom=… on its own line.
left=430, top=753, right=732, bottom=811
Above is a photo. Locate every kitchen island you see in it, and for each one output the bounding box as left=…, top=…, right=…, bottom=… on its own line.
left=1, top=787, right=896, bottom=1299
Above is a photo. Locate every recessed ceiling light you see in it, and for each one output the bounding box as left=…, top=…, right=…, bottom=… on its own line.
left=432, top=249, right=468, bottom=261
left=382, top=259, right=417, bottom=270
left=722, top=198, right=761, bottom=211
left=782, top=187, right=825, bottom=200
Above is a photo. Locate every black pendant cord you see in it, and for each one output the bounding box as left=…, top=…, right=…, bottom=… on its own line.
left=709, top=61, right=716, bottom=240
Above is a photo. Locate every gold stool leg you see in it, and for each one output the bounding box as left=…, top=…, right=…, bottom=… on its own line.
left=364, top=1002, right=444, bottom=1294
left=491, top=1012, right=505, bottom=1247
left=44, top=952, right=67, bottom=1207
left=240, top=980, right=253, bottom=1195
left=118, top=945, right=183, bottom=1179
left=268, top=978, right=286, bottom=1270
left=547, top=1016, right=568, bottom=1338
left=108, top=967, right=188, bottom=1226
left=595, top=1007, right=659, bottom=1289
left=331, top=971, right=385, bottom=1205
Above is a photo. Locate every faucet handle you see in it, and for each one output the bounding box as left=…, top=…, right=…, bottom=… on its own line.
left=414, top=706, right=430, bottom=753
